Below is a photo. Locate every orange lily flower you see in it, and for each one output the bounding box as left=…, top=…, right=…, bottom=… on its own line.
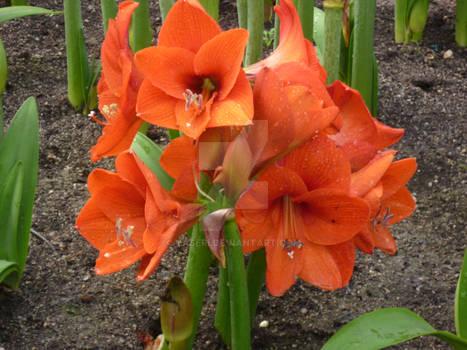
left=245, top=0, right=326, bottom=84
left=350, top=151, right=417, bottom=255
left=135, top=0, right=253, bottom=139
left=236, top=134, right=369, bottom=296
left=75, top=151, right=203, bottom=280
left=247, top=65, right=338, bottom=175
left=327, top=81, right=405, bottom=171
left=90, top=1, right=144, bottom=162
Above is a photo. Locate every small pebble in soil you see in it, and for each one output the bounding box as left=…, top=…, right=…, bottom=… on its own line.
left=443, top=50, right=453, bottom=59
left=259, top=320, right=269, bottom=328
left=300, top=308, right=307, bottom=314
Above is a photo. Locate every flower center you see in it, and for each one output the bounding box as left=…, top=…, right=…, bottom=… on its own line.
left=281, top=196, right=304, bottom=259
left=372, top=205, right=394, bottom=230
left=182, top=77, right=216, bottom=113
left=115, top=217, right=137, bottom=247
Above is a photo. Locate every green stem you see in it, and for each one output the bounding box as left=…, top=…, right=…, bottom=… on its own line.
left=130, top=0, right=153, bottom=52
left=456, top=0, right=467, bottom=46
left=237, top=0, right=247, bottom=29
left=323, top=4, right=343, bottom=84
left=198, top=0, right=219, bottom=21
left=101, top=0, right=118, bottom=34
left=394, top=0, right=408, bottom=43
left=244, top=0, right=264, bottom=66
left=159, top=0, right=175, bottom=21
left=169, top=340, right=186, bottom=350
left=273, top=0, right=280, bottom=49
left=214, top=265, right=231, bottom=345
left=297, top=0, right=314, bottom=41
left=246, top=248, right=266, bottom=326
left=351, top=0, right=376, bottom=112
left=183, top=222, right=213, bottom=350
left=64, top=0, right=88, bottom=110
left=224, top=220, right=250, bottom=350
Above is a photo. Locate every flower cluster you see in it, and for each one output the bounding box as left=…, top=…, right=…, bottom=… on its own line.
left=76, top=0, right=416, bottom=297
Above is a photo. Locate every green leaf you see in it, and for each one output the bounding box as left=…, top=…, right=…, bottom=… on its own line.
left=0, top=97, right=39, bottom=282
left=313, top=7, right=325, bottom=62
left=0, top=259, right=19, bottom=289
left=0, top=38, right=7, bottom=96
left=456, top=249, right=467, bottom=339
left=0, top=6, right=59, bottom=23
left=0, top=162, right=23, bottom=261
left=130, top=132, right=174, bottom=191
left=322, top=308, right=467, bottom=350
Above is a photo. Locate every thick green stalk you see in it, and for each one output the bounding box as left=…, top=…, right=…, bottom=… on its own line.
left=198, top=0, right=219, bottom=21
left=159, top=0, right=174, bottom=21
left=394, top=0, right=408, bottom=43
left=246, top=248, right=266, bottom=325
left=64, top=0, right=88, bottom=110
left=456, top=0, right=467, bottom=46
left=244, top=0, right=264, bottom=66
left=323, top=2, right=343, bottom=84
left=183, top=223, right=213, bottom=350
left=101, top=0, right=118, bottom=34
left=297, top=0, right=314, bottom=40
left=214, top=265, right=231, bottom=345
left=224, top=220, right=250, bottom=350
left=237, top=0, right=247, bottom=29
left=351, top=0, right=376, bottom=112
left=130, top=0, right=153, bottom=52
left=273, top=0, right=280, bottom=49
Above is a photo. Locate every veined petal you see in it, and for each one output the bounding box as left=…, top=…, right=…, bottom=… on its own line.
left=75, top=199, right=115, bottom=250
left=135, top=46, right=197, bottom=99
left=194, top=29, right=249, bottom=100
left=381, top=158, right=417, bottom=200
left=305, top=40, right=327, bottom=84
left=298, top=240, right=355, bottom=290
left=87, top=169, right=123, bottom=196
left=245, top=0, right=307, bottom=77
left=92, top=182, right=145, bottom=222
left=260, top=164, right=308, bottom=202
left=285, top=134, right=351, bottom=191
left=381, top=187, right=416, bottom=225
left=265, top=226, right=303, bottom=296
left=327, top=80, right=378, bottom=147
left=208, top=70, right=254, bottom=128
left=115, top=151, right=148, bottom=192
left=372, top=224, right=397, bottom=255
left=95, top=240, right=146, bottom=275
left=158, top=0, right=221, bottom=53
left=90, top=113, right=143, bottom=162
left=350, top=150, right=396, bottom=197
left=353, top=225, right=375, bottom=255
left=296, top=188, right=369, bottom=245
left=160, top=136, right=196, bottom=179
left=175, top=96, right=213, bottom=139
left=100, top=1, right=139, bottom=94
left=136, top=79, right=178, bottom=129
left=373, top=118, right=404, bottom=150
left=273, top=62, right=335, bottom=107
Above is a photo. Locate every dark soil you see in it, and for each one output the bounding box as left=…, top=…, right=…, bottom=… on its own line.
left=0, top=0, right=465, bottom=349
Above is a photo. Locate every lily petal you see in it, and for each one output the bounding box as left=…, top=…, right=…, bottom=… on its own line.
left=158, top=0, right=221, bottom=53
left=296, top=188, right=369, bottom=245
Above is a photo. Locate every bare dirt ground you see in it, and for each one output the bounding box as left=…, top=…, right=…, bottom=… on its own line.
left=0, top=0, right=466, bottom=349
